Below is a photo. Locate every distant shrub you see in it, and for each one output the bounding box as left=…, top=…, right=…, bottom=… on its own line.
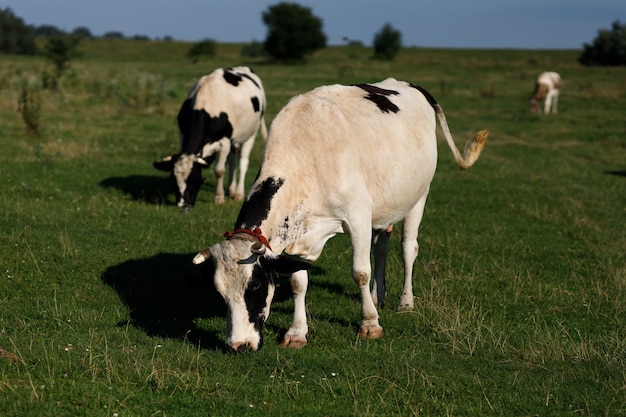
left=240, top=40, right=268, bottom=58
left=187, top=39, right=217, bottom=60
left=372, top=23, right=402, bottom=61
left=17, top=80, right=42, bottom=134
left=71, top=26, right=93, bottom=39
left=103, top=31, right=125, bottom=39
left=43, top=33, right=83, bottom=77
left=579, top=20, right=626, bottom=66
left=33, top=24, right=63, bottom=37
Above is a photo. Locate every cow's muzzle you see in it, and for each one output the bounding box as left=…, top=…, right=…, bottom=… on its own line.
left=230, top=341, right=257, bottom=353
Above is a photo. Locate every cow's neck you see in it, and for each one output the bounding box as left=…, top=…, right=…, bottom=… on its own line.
left=233, top=175, right=312, bottom=255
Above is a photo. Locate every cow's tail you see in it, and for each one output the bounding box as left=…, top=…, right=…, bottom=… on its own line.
left=435, top=105, right=488, bottom=170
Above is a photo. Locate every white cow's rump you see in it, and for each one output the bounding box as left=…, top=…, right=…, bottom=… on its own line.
left=530, top=71, right=561, bottom=114
left=153, top=66, right=268, bottom=208
left=193, top=78, right=488, bottom=351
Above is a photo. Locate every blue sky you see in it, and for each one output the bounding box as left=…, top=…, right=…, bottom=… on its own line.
left=3, top=0, right=625, bottom=49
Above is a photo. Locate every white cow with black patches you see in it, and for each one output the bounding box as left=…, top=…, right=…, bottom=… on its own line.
left=154, top=66, right=268, bottom=209
left=193, top=79, right=488, bottom=352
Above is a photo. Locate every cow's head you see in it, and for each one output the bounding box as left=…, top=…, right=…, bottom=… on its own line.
left=530, top=84, right=548, bottom=114
left=193, top=231, right=309, bottom=352
left=153, top=153, right=211, bottom=209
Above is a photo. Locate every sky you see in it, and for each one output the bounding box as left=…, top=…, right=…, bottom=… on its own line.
left=3, top=0, right=625, bottom=49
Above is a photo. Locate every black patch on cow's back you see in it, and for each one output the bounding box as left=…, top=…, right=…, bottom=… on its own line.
left=409, top=84, right=439, bottom=110
left=251, top=96, right=260, bottom=112
left=235, top=177, right=285, bottom=229
left=224, top=68, right=261, bottom=89
left=354, top=83, right=400, bottom=113
left=223, top=69, right=243, bottom=86
left=240, top=72, right=260, bottom=89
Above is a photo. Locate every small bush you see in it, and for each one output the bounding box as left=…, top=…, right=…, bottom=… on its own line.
left=579, top=20, right=626, bottom=66
left=372, top=23, right=402, bottom=61
left=43, top=33, right=83, bottom=77
left=17, top=80, right=42, bottom=134
left=187, top=39, right=217, bottom=60
left=240, top=40, right=268, bottom=58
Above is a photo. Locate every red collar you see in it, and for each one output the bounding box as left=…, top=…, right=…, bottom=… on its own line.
left=224, top=228, right=272, bottom=251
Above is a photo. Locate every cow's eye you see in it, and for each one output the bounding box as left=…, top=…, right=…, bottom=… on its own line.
left=248, top=276, right=263, bottom=292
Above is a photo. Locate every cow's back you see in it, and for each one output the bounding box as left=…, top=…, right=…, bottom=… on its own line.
left=259, top=78, right=438, bottom=227
left=189, top=67, right=265, bottom=142
left=537, top=71, right=561, bottom=89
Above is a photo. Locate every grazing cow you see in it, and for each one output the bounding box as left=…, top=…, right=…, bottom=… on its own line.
left=154, top=66, right=267, bottom=209
left=192, top=79, right=488, bottom=352
left=530, top=71, right=561, bottom=114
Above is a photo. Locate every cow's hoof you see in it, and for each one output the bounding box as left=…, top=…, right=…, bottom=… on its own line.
left=233, top=193, right=244, bottom=201
left=214, top=196, right=225, bottom=204
left=280, top=335, right=307, bottom=349
left=358, top=325, right=384, bottom=339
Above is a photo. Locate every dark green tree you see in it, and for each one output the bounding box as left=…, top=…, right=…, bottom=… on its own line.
left=372, top=23, right=402, bottom=61
left=262, top=2, right=326, bottom=61
left=71, top=26, right=93, bottom=39
left=579, top=20, right=626, bottom=66
left=33, top=24, right=63, bottom=37
left=103, top=31, right=125, bottom=39
left=43, top=33, right=82, bottom=76
left=0, top=7, right=37, bottom=55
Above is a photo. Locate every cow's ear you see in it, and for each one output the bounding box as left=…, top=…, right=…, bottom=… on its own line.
left=153, top=154, right=179, bottom=171
left=262, top=254, right=310, bottom=275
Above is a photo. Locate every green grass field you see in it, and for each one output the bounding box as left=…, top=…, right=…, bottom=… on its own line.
left=1, top=40, right=625, bottom=416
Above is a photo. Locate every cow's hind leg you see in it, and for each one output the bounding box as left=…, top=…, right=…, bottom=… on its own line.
left=213, top=138, right=231, bottom=204
left=398, top=193, right=428, bottom=311
left=230, top=135, right=256, bottom=200
left=280, top=270, right=309, bottom=348
left=371, top=226, right=392, bottom=308
left=552, top=90, right=559, bottom=114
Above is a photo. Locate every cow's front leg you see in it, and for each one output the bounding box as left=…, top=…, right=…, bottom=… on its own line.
left=351, top=226, right=383, bottom=339
left=280, top=270, right=309, bottom=348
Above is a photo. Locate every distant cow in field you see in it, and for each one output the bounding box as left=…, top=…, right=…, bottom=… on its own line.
left=192, top=79, right=488, bottom=352
left=154, top=66, right=267, bottom=209
left=530, top=71, right=561, bottom=114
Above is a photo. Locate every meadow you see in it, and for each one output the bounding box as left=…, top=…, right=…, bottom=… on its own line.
left=0, top=39, right=625, bottom=416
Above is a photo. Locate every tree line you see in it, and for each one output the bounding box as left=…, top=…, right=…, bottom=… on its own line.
left=0, top=3, right=403, bottom=62
left=2, top=4, right=625, bottom=66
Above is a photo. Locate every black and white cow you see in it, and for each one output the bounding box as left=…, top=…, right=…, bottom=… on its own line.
left=193, top=79, right=488, bottom=351
left=154, top=66, right=267, bottom=209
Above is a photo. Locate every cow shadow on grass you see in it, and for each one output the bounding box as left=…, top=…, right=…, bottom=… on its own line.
left=101, top=252, right=227, bottom=350
left=103, top=255, right=357, bottom=350
left=605, top=170, right=626, bottom=178
left=99, top=175, right=174, bottom=205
